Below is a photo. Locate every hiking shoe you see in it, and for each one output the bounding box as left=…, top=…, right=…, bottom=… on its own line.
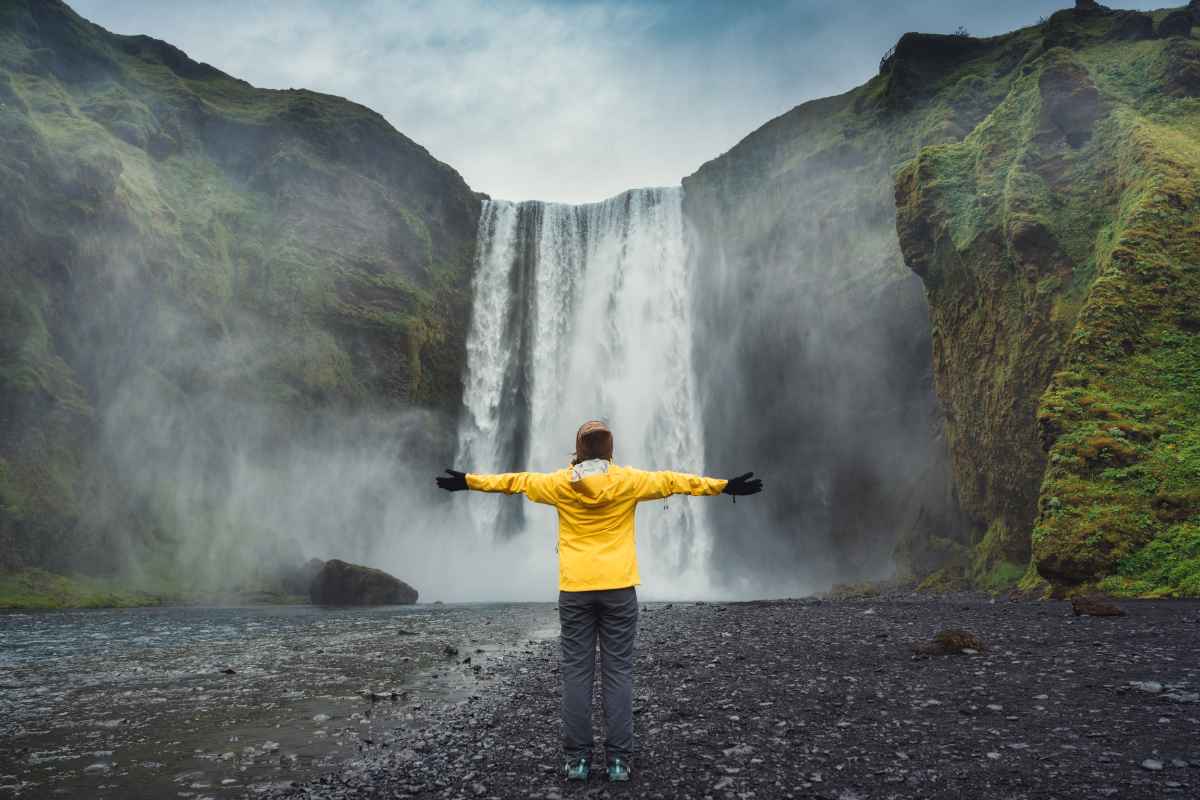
left=564, top=757, right=590, bottom=781
left=607, top=757, right=631, bottom=782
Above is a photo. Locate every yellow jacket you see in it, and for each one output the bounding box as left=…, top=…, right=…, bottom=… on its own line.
left=466, top=462, right=727, bottom=592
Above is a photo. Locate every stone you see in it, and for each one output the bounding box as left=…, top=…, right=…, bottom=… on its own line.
left=1071, top=596, right=1124, bottom=617
left=1163, top=691, right=1199, bottom=703
left=1157, top=9, right=1195, bottom=39
left=309, top=559, right=418, bottom=606
left=912, top=629, right=985, bottom=656
left=1141, top=759, right=1164, bottom=771
left=1130, top=681, right=1164, bottom=693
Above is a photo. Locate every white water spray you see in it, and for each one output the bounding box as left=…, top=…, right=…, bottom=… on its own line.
left=456, top=187, right=713, bottom=598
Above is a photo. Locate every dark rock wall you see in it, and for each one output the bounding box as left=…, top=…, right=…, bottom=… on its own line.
left=0, top=0, right=481, bottom=574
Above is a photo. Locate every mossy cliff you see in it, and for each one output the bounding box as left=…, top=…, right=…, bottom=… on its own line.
left=895, top=2, right=1200, bottom=596
left=686, top=2, right=1200, bottom=596
left=682, top=23, right=1033, bottom=588
left=0, top=0, right=481, bottom=579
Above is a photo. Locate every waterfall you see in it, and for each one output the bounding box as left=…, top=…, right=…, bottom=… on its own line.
left=457, top=187, right=712, bottom=595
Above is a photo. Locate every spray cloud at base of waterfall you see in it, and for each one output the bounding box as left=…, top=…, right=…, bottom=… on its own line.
left=455, top=187, right=734, bottom=600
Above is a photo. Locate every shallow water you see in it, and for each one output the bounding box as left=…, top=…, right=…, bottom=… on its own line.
left=0, top=602, right=558, bottom=798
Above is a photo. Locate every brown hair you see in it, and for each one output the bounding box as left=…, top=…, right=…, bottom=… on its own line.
left=571, top=420, right=613, bottom=465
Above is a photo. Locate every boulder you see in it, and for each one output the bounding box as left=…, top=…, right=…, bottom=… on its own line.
left=1071, top=595, right=1125, bottom=617
left=1157, top=9, right=1194, bottom=39
left=309, top=559, right=418, bottom=606
left=912, top=629, right=985, bottom=656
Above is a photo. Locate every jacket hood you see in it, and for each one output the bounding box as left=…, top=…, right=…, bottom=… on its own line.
left=568, top=458, right=619, bottom=504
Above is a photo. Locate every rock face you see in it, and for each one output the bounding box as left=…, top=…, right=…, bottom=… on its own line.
left=309, top=559, right=418, bottom=606
left=0, top=0, right=480, bottom=577
left=896, top=7, right=1200, bottom=596
left=687, top=3, right=1200, bottom=597
left=682, top=17, right=1029, bottom=588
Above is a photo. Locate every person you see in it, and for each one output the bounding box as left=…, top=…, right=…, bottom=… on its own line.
left=435, top=419, right=763, bottom=783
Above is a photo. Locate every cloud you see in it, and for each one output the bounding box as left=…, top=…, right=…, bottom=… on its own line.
left=70, top=0, right=1163, bottom=203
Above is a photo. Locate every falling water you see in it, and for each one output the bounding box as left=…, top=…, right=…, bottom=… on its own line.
left=457, top=187, right=712, bottom=596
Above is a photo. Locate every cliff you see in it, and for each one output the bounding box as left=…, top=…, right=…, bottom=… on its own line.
left=681, top=28, right=1030, bottom=589
left=0, top=0, right=481, bottom=577
left=685, top=2, right=1200, bottom=596
left=895, top=3, right=1200, bottom=595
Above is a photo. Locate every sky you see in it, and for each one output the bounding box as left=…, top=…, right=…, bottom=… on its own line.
left=71, top=0, right=1162, bottom=204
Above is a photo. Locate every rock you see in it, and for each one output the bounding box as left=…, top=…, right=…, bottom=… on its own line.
left=1157, top=9, right=1195, bottom=39
left=1071, top=596, right=1124, bottom=617
left=1163, top=691, right=1200, bottom=703
left=1130, top=681, right=1163, bottom=693
left=1141, top=759, right=1164, bottom=771
left=309, top=559, right=418, bottom=606
left=220, top=667, right=236, bottom=675
left=912, top=629, right=985, bottom=656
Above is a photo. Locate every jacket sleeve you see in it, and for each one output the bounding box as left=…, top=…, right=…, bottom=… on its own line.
left=628, top=469, right=728, bottom=501
left=466, top=471, right=560, bottom=505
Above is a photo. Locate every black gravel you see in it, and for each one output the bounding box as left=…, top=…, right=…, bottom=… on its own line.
left=263, top=597, right=1200, bottom=800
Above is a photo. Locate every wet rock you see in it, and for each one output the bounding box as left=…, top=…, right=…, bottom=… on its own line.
left=309, top=559, right=418, bottom=606
left=1130, top=681, right=1164, bottom=693
left=1141, top=758, right=1164, bottom=771
left=1163, top=691, right=1199, bottom=703
left=1071, top=596, right=1125, bottom=617
left=912, top=628, right=985, bottom=656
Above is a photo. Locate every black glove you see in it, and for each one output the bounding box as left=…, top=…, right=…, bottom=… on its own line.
left=436, top=468, right=468, bottom=492
left=723, top=472, right=763, bottom=502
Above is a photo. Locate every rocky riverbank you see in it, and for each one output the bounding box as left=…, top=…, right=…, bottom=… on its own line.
left=268, top=596, right=1200, bottom=800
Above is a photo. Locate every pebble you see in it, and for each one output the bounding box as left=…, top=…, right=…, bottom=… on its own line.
left=1141, top=759, right=1164, bottom=771
left=1130, top=681, right=1163, bottom=694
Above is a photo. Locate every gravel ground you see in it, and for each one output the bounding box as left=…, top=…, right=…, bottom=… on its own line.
left=263, top=597, right=1200, bottom=800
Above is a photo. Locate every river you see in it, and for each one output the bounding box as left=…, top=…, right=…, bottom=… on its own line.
left=0, top=603, right=558, bottom=798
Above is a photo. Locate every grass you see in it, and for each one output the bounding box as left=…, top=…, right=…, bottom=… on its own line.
left=893, top=8, right=1200, bottom=596
left=0, top=568, right=171, bottom=609
left=0, top=0, right=479, bottom=579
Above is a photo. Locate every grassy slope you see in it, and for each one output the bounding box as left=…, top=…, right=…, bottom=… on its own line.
left=895, top=6, right=1200, bottom=595
left=0, top=0, right=481, bottom=591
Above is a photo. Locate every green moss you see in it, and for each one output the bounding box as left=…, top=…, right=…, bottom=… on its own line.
left=894, top=14, right=1200, bottom=597
left=1099, top=522, right=1200, bottom=597
left=0, top=568, right=170, bottom=609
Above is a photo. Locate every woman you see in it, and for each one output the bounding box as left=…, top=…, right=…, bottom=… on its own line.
left=436, top=419, right=763, bottom=783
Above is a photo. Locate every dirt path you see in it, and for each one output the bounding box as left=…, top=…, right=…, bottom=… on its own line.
left=266, top=597, right=1200, bottom=799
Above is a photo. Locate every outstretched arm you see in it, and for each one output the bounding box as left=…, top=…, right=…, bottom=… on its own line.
left=629, top=469, right=763, bottom=502
left=435, top=468, right=559, bottom=504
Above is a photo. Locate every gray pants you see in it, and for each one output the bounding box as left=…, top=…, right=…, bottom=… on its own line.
left=558, top=586, right=638, bottom=761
